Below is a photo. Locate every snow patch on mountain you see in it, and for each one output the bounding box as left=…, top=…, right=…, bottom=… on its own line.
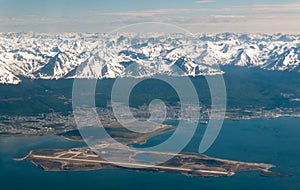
left=0, top=32, right=300, bottom=84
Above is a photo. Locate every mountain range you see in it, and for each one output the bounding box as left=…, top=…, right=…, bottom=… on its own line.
left=0, top=32, right=299, bottom=84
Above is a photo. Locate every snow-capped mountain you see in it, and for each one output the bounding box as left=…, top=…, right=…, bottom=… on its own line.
left=0, top=32, right=299, bottom=84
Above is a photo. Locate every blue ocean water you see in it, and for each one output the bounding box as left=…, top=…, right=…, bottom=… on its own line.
left=1, top=117, right=300, bottom=190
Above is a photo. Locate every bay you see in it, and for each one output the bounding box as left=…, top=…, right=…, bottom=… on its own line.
left=1, top=117, right=300, bottom=190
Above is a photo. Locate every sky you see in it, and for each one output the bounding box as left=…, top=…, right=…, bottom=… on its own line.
left=0, top=0, right=300, bottom=34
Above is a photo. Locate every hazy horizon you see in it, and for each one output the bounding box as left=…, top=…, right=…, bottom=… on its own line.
left=0, top=0, right=300, bottom=34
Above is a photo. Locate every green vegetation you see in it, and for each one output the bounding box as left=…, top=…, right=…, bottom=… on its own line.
left=1, top=67, right=300, bottom=116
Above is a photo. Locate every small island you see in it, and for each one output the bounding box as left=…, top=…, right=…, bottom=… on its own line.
left=19, top=147, right=286, bottom=178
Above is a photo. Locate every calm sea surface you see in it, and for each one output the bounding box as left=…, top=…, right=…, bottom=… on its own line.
left=1, top=117, right=300, bottom=190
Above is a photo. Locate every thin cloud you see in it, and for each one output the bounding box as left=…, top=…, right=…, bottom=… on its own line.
left=195, top=0, right=215, bottom=4
left=252, top=2, right=300, bottom=11
left=86, top=2, right=300, bottom=17
left=212, top=15, right=246, bottom=19
left=86, top=9, right=192, bottom=17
